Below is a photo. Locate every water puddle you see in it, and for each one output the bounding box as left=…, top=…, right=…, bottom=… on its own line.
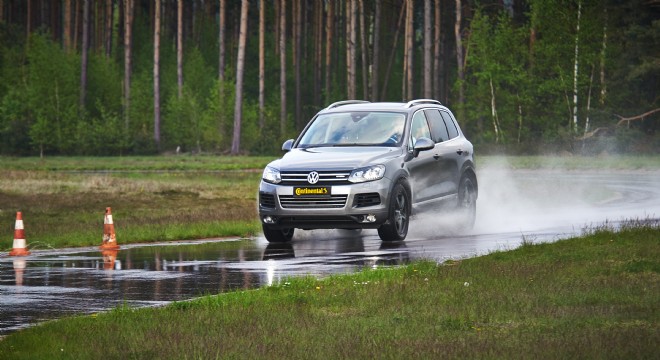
left=0, top=236, right=410, bottom=335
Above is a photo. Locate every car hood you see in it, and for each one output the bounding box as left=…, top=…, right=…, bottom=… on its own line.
left=269, top=147, right=403, bottom=171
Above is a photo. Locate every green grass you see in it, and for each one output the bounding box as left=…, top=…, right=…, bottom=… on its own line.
left=0, top=170, right=264, bottom=250
left=1, top=224, right=657, bottom=359
left=0, top=155, right=276, bottom=171
left=480, top=154, right=660, bottom=170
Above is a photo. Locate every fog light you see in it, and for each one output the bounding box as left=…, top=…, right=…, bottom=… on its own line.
left=263, top=216, right=275, bottom=224
left=365, top=214, right=376, bottom=223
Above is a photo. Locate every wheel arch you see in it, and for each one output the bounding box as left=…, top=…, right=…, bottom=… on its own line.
left=460, top=162, right=478, bottom=198
left=387, top=168, right=412, bottom=197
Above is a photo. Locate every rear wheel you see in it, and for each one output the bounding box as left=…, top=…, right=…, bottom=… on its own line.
left=457, top=176, right=477, bottom=229
left=378, top=181, right=411, bottom=242
left=262, top=225, right=294, bottom=243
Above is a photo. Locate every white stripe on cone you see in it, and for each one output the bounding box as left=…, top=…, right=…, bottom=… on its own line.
left=13, top=239, right=26, bottom=248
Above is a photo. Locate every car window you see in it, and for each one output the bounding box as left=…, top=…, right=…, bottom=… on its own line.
left=424, top=109, right=449, bottom=143
left=298, top=112, right=405, bottom=147
left=409, top=111, right=432, bottom=150
left=440, top=110, right=459, bottom=139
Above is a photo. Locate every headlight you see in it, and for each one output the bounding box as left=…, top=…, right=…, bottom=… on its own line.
left=348, top=165, right=385, bottom=183
left=262, top=167, right=282, bottom=184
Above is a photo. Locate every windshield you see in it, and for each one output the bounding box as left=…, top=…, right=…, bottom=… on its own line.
left=297, top=112, right=406, bottom=148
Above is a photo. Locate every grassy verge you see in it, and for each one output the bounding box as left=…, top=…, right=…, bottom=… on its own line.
left=1, top=224, right=657, bottom=359
left=0, top=155, right=275, bottom=171
left=0, top=155, right=278, bottom=250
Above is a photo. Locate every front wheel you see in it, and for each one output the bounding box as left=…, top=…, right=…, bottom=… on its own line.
left=262, top=225, right=294, bottom=243
left=456, top=176, right=477, bottom=229
left=378, top=181, right=411, bottom=242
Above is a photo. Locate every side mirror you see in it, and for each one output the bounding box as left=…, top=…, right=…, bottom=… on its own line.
left=412, top=137, right=434, bottom=157
left=281, top=139, right=294, bottom=152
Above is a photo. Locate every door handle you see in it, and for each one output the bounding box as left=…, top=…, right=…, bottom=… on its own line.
left=433, top=154, right=441, bottom=160
left=456, top=149, right=463, bottom=155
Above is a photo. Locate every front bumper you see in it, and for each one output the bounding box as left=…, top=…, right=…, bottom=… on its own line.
left=258, top=179, right=391, bottom=230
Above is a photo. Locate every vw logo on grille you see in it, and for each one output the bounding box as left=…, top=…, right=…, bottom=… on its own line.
left=307, top=171, right=320, bottom=184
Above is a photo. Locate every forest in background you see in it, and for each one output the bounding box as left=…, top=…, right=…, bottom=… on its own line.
left=0, top=0, right=657, bottom=156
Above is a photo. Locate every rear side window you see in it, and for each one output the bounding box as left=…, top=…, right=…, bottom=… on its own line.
left=424, top=109, right=449, bottom=143
left=440, top=111, right=459, bottom=139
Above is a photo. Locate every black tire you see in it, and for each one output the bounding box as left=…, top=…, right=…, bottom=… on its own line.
left=262, top=225, right=294, bottom=243
left=457, top=176, right=477, bottom=229
left=378, top=181, right=411, bottom=242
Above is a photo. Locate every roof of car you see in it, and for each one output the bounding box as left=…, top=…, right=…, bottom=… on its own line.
left=320, top=99, right=449, bottom=113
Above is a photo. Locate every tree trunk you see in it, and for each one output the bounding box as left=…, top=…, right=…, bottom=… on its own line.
left=63, top=0, right=72, bottom=52
left=280, top=0, right=287, bottom=136
left=346, top=0, right=356, bottom=100
left=455, top=0, right=465, bottom=109
left=274, top=0, right=280, bottom=55
left=584, top=66, right=594, bottom=136
left=218, top=0, right=226, bottom=142
left=359, top=0, right=369, bottom=100
left=154, top=0, right=161, bottom=150
left=294, top=0, right=302, bottom=129
left=0, top=0, right=3, bottom=23
left=599, top=8, right=607, bottom=106
left=258, top=0, right=265, bottom=129
left=381, top=2, right=405, bottom=100
left=231, top=0, right=249, bottom=155
left=572, top=1, right=581, bottom=133
left=218, top=0, right=225, bottom=83
left=516, top=93, right=523, bottom=144
left=73, top=0, right=80, bottom=51
left=405, top=0, right=414, bottom=100
left=26, top=0, right=31, bottom=41
left=177, top=0, right=183, bottom=99
left=433, top=0, right=442, bottom=101
left=489, top=77, right=500, bottom=144
left=372, top=0, right=380, bottom=101
left=314, top=1, right=322, bottom=107
left=96, top=1, right=103, bottom=53
left=124, top=0, right=134, bottom=131
left=324, top=0, right=333, bottom=103
left=80, top=0, right=90, bottom=113
left=105, top=0, right=113, bottom=58
left=423, top=0, right=432, bottom=99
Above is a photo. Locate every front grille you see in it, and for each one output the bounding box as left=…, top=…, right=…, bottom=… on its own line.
left=354, top=193, right=381, bottom=207
left=259, top=192, right=276, bottom=208
left=280, top=170, right=352, bottom=186
left=279, top=195, right=348, bottom=209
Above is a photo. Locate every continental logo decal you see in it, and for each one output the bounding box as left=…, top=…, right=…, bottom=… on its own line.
left=294, top=187, right=330, bottom=196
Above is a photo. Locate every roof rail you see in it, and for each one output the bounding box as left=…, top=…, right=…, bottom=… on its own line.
left=325, top=100, right=371, bottom=110
left=404, top=99, right=442, bottom=108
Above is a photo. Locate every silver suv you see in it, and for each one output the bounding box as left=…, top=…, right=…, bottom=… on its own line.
left=258, top=99, right=477, bottom=243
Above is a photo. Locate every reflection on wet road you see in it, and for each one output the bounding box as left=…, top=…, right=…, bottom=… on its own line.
left=1, top=169, right=659, bottom=335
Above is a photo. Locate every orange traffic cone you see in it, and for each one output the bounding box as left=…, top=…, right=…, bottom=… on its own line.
left=9, top=212, right=30, bottom=256
left=100, top=207, right=120, bottom=250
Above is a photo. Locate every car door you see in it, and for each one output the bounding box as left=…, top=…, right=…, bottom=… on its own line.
left=406, top=110, right=440, bottom=204
left=438, top=110, right=463, bottom=195
left=424, top=109, right=458, bottom=197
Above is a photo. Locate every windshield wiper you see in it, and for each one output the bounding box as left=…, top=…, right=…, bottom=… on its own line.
left=331, top=143, right=380, bottom=147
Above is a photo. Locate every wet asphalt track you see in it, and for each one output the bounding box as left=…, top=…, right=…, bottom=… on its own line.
left=1, top=168, right=659, bottom=335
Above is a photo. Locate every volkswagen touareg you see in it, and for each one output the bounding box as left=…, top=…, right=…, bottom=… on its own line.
left=258, top=99, right=477, bottom=243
